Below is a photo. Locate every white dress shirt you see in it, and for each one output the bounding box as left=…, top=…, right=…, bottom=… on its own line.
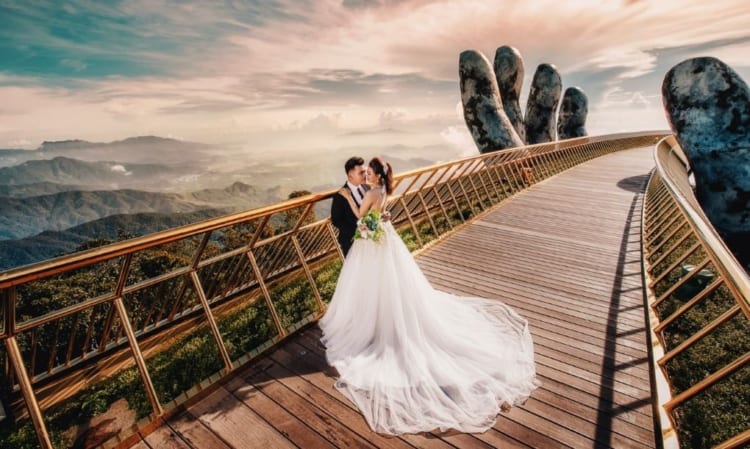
left=347, top=181, right=365, bottom=206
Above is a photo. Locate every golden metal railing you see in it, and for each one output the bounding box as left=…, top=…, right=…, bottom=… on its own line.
left=643, top=135, right=750, bottom=449
left=0, top=131, right=663, bottom=448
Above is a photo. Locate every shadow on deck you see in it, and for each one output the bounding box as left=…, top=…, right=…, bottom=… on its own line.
left=132, top=147, right=658, bottom=449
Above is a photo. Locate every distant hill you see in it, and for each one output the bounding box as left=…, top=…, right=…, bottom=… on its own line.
left=184, top=181, right=282, bottom=210
left=0, top=135, right=214, bottom=167
left=38, top=139, right=101, bottom=151
left=0, top=182, right=282, bottom=240
left=38, top=135, right=209, bottom=152
left=0, top=189, right=206, bottom=239
left=0, top=182, right=92, bottom=198
left=0, top=156, right=178, bottom=188
left=0, top=149, right=33, bottom=168
left=0, top=209, right=225, bottom=271
left=0, top=136, right=208, bottom=154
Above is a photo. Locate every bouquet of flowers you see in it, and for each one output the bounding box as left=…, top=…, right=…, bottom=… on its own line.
left=354, top=210, right=385, bottom=242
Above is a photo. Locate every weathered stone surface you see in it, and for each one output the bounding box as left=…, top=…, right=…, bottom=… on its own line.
left=459, top=50, right=523, bottom=153
left=557, top=87, right=588, bottom=139
left=525, top=64, right=562, bottom=144
left=662, top=56, right=750, bottom=266
left=494, top=45, right=526, bottom=143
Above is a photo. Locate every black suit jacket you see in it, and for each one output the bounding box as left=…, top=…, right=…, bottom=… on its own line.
left=330, top=183, right=367, bottom=256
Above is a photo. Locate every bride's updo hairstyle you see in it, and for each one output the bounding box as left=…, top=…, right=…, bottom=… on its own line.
left=369, top=157, right=394, bottom=194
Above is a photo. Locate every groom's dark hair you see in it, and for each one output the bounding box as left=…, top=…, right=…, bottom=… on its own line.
left=344, top=156, right=365, bottom=174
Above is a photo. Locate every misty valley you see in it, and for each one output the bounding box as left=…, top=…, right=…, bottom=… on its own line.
left=0, top=135, right=463, bottom=270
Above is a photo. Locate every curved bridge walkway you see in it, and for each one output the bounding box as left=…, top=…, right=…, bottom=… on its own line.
left=134, top=147, right=657, bottom=449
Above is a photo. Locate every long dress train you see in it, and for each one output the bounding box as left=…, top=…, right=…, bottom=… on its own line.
left=319, top=221, right=539, bottom=435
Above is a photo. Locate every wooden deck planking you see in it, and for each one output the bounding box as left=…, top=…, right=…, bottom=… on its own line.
left=166, top=413, right=233, bottom=449
left=185, top=386, right=297, bottom=448
left=131, top=147, right=657, bottom=448
left=282, top=332, right=523, bottom=449
left=419, top=147, right=655, bottom=449
left=142, top=425, right=193, bottom=449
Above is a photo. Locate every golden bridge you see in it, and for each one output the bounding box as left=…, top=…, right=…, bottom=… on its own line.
left=1, top=133, right=748, bottom=448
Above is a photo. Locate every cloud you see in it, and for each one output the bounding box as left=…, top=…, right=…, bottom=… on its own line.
left=600, top=87, right=655, bottom=109
left=238, top=69, right=456, bottom=111
left=60, top=59, right=88, bottom=72
left=588, top=48, right=658, bottom=80
left=291, top=113, right=343, bottom=131
left=378, top=109, right=408, bottom=126
left=2, top=0, right=750, bottom=147
left=110, top=164, right=132, bottom=176
left=6, top=138, right=32, bottom=148
left=440, top=125, right=476, bottom=157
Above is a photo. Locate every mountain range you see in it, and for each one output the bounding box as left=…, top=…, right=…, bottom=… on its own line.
left=0, top=134, right=458, bottom=272
left=0, top=210, right=225, bottom=270
left=0, top=182, right=281, bottom=240
left=0, top=156, right=177, bottom=189
left=0, top=136, right=212, bottom=167
left=0, top=181, right=91, bottom=198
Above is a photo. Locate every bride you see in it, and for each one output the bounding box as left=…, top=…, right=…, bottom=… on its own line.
left=319, top=156, right=539, bottom=435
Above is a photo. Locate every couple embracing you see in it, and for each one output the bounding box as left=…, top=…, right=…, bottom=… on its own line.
left=321, top=155, right=539, bottom=436
left=329, top=156, right=391, bottom=257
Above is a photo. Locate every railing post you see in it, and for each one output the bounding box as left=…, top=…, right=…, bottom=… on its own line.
left=479, top=156, right=504, bottom=201
left=181, top=231, right=238, bottom=371
left=400, top=197, right=424, bottom=248
left=169, top=231, right=212, bottom=316
left=97, top=254, right=134, bottom=353
left=288, top=204, right=325, bottom=313
left=531, top=153, right=547, bottom=179
left=542, top=148, right=555, bottom=173
left=108, top=254, right=163, bottom=416
left=3, top=286, right=16, bottom=396
left=534, top=151, right=548, bottom=178
left=645, top=200, right=677, bottom=234
left=413, top=169, right=442, bottom=236
left=563, top=146, right=577, bottom=169
left=453, top=161, right=479, bottom=216
left=5, top=337, right=54, bottom=449
left=290, top=236, right=325, bottom=313
left=430, top=183, right=454, bottom=230
left=472, top=162, right=496, bottom=205
left=4, top=286, right=15, bottom=339
left=537, top=149, right=555, bottom=179
left=325, top=222, right=346, bottom=262
left=190, top=271, right=233, bottom=371
left=489, top=161, right=513, bottom=197
left=574, top=143, right=587, bottom=164
left=430, top=168, right=457, bottom=229
left=647, top=200, right=678, bottom=232
left=113, top=296, right=163, bottom=416
left=245, top=250, right=287, bottom=337
left=507, top=159, right=526, bottom=191
left=551, top=146, right=563, bottom=173
left=646, top=209, right=681, bottom=244
left=415, top=191, right=439, bottom=239
left=649, top=189, right=676, bottom=220
left=442, top=175, right=467, bottom=223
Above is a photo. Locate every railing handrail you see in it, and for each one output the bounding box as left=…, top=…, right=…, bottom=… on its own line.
left=643, top=135, right=750, bottom=449
left=0, top=131, right=662, bottom=288
left=654, top=135, right=750, bottom=310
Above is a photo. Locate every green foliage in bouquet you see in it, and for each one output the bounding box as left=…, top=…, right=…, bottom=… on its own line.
left=354, top=210, right=385, bottom=242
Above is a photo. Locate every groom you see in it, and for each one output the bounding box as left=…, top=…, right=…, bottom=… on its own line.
left=331, top=156, right=368, bottom=256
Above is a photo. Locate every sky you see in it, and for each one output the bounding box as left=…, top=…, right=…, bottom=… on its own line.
left=1, top=0, right=750, bottom=156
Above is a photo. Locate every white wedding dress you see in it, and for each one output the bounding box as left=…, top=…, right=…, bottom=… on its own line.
left=319, top=218, right=539, bottom=435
